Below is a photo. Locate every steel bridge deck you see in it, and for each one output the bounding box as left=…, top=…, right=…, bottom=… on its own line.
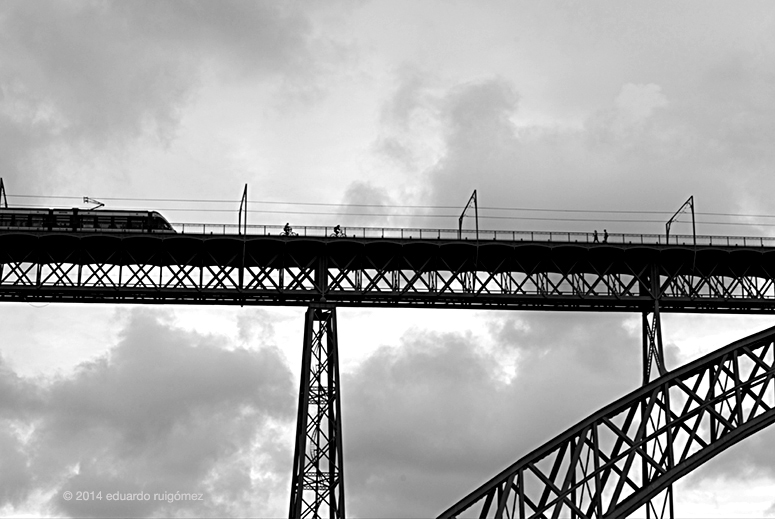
left=2, top=230, right=775, bottom=311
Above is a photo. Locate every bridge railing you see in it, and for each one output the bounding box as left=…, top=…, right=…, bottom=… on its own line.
left=170, top=223, right=775, bottom=247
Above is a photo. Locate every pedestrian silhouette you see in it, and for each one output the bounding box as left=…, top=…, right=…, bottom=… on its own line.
left=603, top=229, right=608, bottom=243
left=593, top=230, right=599, bottom=243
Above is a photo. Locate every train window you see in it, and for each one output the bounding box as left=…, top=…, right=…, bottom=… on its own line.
left=127, top=217, right=142, bottom=230
left=150, top=216, right=171, bottom=230
left=112, top=216, right=128, bottom=229
left=87, top=215, right=101, bottom=229
left=30, top=214, right=47, bottom=229
left=81, top=214, right=99, bottom=229
left=53, top=214, right=69, bottom=228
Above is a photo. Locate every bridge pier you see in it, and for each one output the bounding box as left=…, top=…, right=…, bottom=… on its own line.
left=642, top=268, right=675, bottom=519
left=289, top=306, right=345, bottom=519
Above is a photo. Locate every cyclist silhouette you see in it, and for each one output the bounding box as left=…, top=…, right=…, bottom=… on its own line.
left=283, top=223, right=294, bottom=236
left=332, top=225, right=345, bottom=237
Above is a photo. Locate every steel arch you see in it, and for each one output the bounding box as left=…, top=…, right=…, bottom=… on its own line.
left=437, top=325, right=775, bottom=519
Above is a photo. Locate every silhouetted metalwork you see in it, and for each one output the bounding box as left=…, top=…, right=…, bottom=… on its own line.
left=238, top=184, right=248, bottom=236
left=3, top=231, right=775, bottom=312
left=0, top=178, right=7, bottom=209
left=655, top=196, right=695, bottom=518
left=83, top=197, right=105, bottom=210
left=438, top=325, right=775, bottom=519
left=289, top=306, right=345, bottom=519
left=641, top=302, right=673, bottom=519
left=666, top=196, right=695, bottom=247
left=458, top=190, right=479, bottom=241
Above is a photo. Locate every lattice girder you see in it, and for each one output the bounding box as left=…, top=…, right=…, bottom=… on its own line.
left=289, top=306, right=345, bottom=519
left=438, top=326, right=775, bottom=519
left=4, top=232, right=775, bottom=310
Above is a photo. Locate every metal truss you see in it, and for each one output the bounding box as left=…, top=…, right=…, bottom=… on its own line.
left=437, top=326, right=775, bottom=518
left=641, top=264, right=673, bottom=519
left=641, top=306, right=674, bottom=519
left=289, top=306, right=345, bottom=519
left=3, top=233, right=775, bottom=311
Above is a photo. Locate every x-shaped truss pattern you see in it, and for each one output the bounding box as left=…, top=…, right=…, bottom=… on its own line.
left=289, top=307, right=345, bottom=519
left=3, top=235, right=775, bottom=310
left=438, top=326, right=775, bottom=519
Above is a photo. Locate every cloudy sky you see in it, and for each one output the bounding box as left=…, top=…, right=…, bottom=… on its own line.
left=2, top=1, right=775, bottom=517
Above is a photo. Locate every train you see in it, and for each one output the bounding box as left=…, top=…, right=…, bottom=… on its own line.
left=0, top=207, right=175, bottom=233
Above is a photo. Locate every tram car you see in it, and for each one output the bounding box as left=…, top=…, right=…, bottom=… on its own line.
left=0, top=207, right=175, bottom=233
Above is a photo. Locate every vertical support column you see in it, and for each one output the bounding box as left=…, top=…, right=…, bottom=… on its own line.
left=642, top=303, right=666, bottom=386
left=642, top=264, right=674, bottom=519
left=289, top=306, right=345, bottom=519
left=643, top=263, right=668, bottom=385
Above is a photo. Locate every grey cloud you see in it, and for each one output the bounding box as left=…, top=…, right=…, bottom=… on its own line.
left=0, top=0, right=319, bottom=193
left=489, top=312, right=641, bottom=379
left=380, top=65, right=429, bottom=128
left=373, top=65, right=440, bottom=172
left=426, top=74, right=773, bottom=234
left=374, top=136, right=418, bottom=170
left=0, top=355, right=43, bottom=507
left=0, top=309, right=295, bottom=517
left=0, top=354, right=43, bottom=418
left=114, top=1, right=313, bottom=76
left=340, top=180, right=398, bottom=227
left=341, top=312, right=642, bottom=517
left=343, top=332, right=509, bottom=517
left=372, top=38, right=775, bottom=235
left=683, top=420, right=775, bottom=488
left=428, top=79, right=521, bottom=207
left=0, top=428, right=32, bottom=508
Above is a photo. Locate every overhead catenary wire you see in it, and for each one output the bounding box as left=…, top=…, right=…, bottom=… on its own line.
left=5, top=202, right=775, bottom=227
left=3, top=193, right=774, bottom=218
left=5, top=193, right=775, bottom=226
left=8, top=193, right=676, bottom=213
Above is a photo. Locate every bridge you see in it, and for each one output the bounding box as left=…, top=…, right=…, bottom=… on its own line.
left=2, top=223, right=775, bottom=311
left=2, top=222, right=775, bottom=518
